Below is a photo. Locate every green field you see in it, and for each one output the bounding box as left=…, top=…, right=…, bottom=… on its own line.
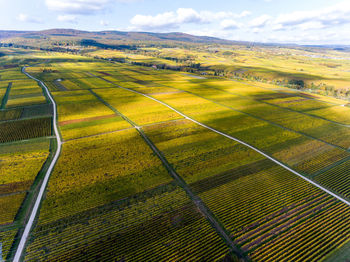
left=1, top=46, right=350, bottom=262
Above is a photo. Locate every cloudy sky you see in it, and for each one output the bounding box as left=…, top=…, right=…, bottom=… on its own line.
left=1, top=0, right=350, bottom=44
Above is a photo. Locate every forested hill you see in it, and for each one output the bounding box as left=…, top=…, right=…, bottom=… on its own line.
left=0, top=29, right=242, bottom=44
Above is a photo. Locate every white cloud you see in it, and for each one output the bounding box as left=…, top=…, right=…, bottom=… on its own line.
left=131, top=12, right=177, bottom=30
left=116, top=0, right=142, bottom=2
left=17, top=13, right=42, bottom=23
left=252, top=28, right=262, bottom=34
left=46, top=0, right=111, bottom=15
left=249, top=14, right=272, bottom=28
left=297, top=21, right=325, bottom=31
left=100, top=20, right=109, bottom=26
left=237, top=11, right=252, bottom=18
left=221, top=19, right=242, bottom=30
left=274, top=1, right=350, bottom=31
left=130, top=8, right=251, bottom=30
left=57, top=14, right=77, bottom=23
left=46, top=0, right=142, bottom=15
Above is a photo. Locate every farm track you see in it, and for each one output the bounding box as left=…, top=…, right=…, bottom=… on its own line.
left=12, top=67, right=62, bottom=262
left=63, top=118, right=185, bottom=142
left=91, top=74, right=350, bottom=208
left=152, top=81, right=349, bottom=152
left=88, top=89, right=248, bottom=261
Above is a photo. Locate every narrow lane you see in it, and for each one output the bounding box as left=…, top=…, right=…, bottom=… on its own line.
left=12, top=67, right=62, bottom=262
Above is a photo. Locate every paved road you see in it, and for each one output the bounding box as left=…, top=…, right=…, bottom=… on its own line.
left=12, top=67, right=62, bottom=262
left=94, top=74, right=350, bottom=208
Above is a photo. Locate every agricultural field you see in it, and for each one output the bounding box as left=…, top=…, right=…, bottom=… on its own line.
left=0, top=138, right=51, bottom=260
left=6, top=79, right=47, bottom=108
left=0, top=117, right=52, bottom=143
left=52, top=90, right=115, bottom=123
left=141, top=117, right=350, bottom=261
left=88, top=43, right=350, bottom=100
left=25, top=186, right=230, bottom=261
left=1, top=44, right=350, bottom=262
left=37, top=129, right=173, bottom=223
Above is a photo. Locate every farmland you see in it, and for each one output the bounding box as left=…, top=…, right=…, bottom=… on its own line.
left=1, top=44, right=350, bottom=262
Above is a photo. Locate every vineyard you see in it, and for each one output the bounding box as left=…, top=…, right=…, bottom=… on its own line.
left=6, top=79, right=47, bottom=108
left=25, top=186, right=230, bottom=261
left=37, top=129, right=173, bottom=223
left=52, top=90, right=116, bottom=122
left=93, top=87, right=183, bottom=126
left=0, top=117, right=52, bottom=143
left=1, top=49, right=350, bottom=262
left=0, top=56, right=54, bottom=262
left=59, top=115, right=131, bottom=140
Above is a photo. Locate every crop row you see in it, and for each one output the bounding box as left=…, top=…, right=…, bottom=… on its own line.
left=314, top=159, right=350, bottom=198
left=93, top=88, right=183, bottom=126
left=0, top=151, right=49, bottom=194
left=25, top=187, right=230, bottom=261
left=0, top=229, right=18, bottom=261
left=0, top=192, right=26, bottom=225
left=20, top=104, right=53, bottom=119
left=28, top=59, right=350, bottom=262
left=0, top=68, right=24, bottom=80
left=37, top=129, right=172, bottom=224
left=308, top=105, right=350, bottom=125
left=143, top=119, right=264, bottom=184
left=265, top=96, right=333, bottom=111
left=251, top=201, right=350, bottom=261
left=6, top=79, right=47, bottom=108
left=195, top=162, right=350, bottom=261
left=60, top=115, right=131, bottom=141
left=144, top=89, right=350, bottom=177
left=0, top=108, right=22, bottom=121
left=293, top=146, right=349, bottom=174
left=52, top=90, right=115, bottom=122
left=0, top=117, right=52, bottom=143
left=148, top=77, right=350, bottom=173
left=198, top=165, right=323, bottom=232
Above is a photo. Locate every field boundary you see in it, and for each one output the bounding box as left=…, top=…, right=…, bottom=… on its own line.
left=94, top=74, right=350, bottom=208
left=12, top=67, right=62, bottom=262
left=204, top=79, right=350, bottom=128
left=1, top=82, right=12, bottom=109
left=89, top=88, right=249, bottom=261
left=150, top=80, right=349, bottom=152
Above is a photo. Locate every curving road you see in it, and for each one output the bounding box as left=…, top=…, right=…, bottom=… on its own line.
left=12, top=67, right=62, bottom=262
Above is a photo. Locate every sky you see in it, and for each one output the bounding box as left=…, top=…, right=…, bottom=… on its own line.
left=1, top=0, right=350, bottom=45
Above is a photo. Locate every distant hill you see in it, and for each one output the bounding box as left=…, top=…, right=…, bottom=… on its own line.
left=0, top=28, right=242, bottom=45
left=0, top=30, right=34, bottom=39
left=2, top=29, right=349, bottom=51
